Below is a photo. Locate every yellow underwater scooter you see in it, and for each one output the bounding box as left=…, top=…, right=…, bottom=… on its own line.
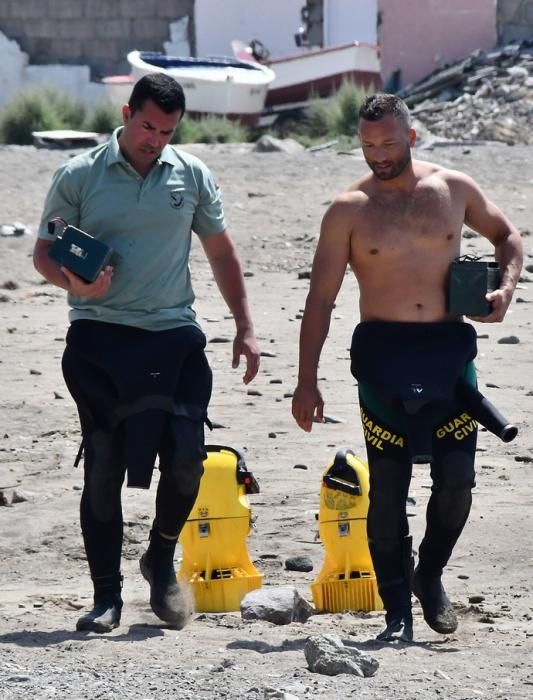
left=178, top=445, right=262, bottom=612
left=311, top=448, right=383, bottom=613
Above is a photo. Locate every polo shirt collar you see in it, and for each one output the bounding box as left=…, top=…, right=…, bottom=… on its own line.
left=106, top=127, right=178, bottom=168
left=106, top=127, right=126, bottom=167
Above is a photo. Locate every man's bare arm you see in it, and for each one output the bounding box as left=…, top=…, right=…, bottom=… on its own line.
left=200, top=230, right=260, bottom=384
left=292, top=197, right=354, bottom=431
left=459, top=174, right=523, bottom=322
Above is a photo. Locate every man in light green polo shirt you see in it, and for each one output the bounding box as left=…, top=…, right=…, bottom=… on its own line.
left=33, top=73, right=260, bottom=633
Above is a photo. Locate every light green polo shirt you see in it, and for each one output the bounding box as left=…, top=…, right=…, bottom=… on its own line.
left=39, top=128, right=226, bottom=331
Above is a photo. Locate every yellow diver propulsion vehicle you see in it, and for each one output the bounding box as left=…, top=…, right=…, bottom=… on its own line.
left=311, top=448, right=382, bottom=613
left=178, top=445, right=262, bottom=612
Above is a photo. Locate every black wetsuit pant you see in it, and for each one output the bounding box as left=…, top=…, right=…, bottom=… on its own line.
left=359, top=389, right=477, bottom=615
left=77, top=415, right=206, bottom=581
left=62, top=321, right=212, bottom=583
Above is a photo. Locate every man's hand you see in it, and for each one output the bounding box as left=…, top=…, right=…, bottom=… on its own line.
left=468, top=287, right=514, bottom=323
left=292, top=383, right=324, bottom=432
left=232, top=326, right=260, bottom=384
left=61, top=265, right=113, bottom=298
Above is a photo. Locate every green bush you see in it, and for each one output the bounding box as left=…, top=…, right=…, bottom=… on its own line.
left=305, top=97, right=334, bottom=138
left=173, top=115, right=249, bottom=144
left=0, top=82, right=370, bottom=148
left=0, top=87, right=90, bottom=144
left=0, top=90, right=64, bottom=144
left=44, top=88, right=87, bottom=130
left=84, top=102, right=122, bottom=133
left=330, top=80, right=369, bottom=136
left=272, top=81, right=371, bottom=147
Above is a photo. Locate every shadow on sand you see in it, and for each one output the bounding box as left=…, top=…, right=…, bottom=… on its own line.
left=0, top=623, right=165, bottom=647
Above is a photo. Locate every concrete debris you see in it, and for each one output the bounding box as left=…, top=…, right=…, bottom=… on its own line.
left=240, top=585, right=314, bottom=624
left=304, top=633, right=379, bottom=677
left=253, top=135, right=305, bottom=153
left=0, top=222, right=32, bottom=236
left=263, top=689, right=300, bottom=700
left=399, top=40, right=533, bottom=144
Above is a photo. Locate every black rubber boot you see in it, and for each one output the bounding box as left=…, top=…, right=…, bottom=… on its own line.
left=412, top=566, right=458, bottom=634
left=139, top=527, right=193, bottom=629
left=373, top=536, right=414, bottom=642
left=76, top=574, right=123, bottom=633
left=376, top=606, right=413, bottom=642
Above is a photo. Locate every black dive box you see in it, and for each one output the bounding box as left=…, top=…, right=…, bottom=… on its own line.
left=447, top=259, right=500, bottom=316
left=48, top=221, right=114, bottom=283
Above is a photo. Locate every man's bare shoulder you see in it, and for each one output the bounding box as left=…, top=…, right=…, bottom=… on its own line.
left=413, top=159, right=476, bottom=189
left=323, top=183, right=368, bottom=228
left=345, top=171, right=375, bottom=197
left=320, top=183, right=368, bottom=237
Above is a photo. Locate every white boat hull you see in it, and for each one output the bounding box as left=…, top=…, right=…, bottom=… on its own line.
left=121, top=50, right=275, bottom=122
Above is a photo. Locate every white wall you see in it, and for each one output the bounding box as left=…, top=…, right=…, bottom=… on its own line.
left=24, top=65, right=106, bottom=105
left=0, top=31, right=106, bottom=111
left=195, top=0, right=305, bottom=57
left=0, top=31, right=29, bottom=108
left=324, top=0, right=377, bottom=46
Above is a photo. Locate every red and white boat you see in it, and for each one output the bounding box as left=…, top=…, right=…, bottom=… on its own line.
left=232, top=40, right=381, bottom=109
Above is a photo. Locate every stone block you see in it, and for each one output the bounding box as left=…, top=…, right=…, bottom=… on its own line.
left=47, top=0, right=84, bottom=19
left=131, top=17, right=169, bottom=40
left=0, top=18, right=25, bottom=42
left=85, top=0, right=119, bottom=19
left=57, top=20, right=99, bottom=41
left=18, top=18, right=58, bottom=40
left=91, top=19, right=132, bottom=40
left=119, top=0, right=158, bottom=19
left=82, top=38, right=123, bottom=64
left=155, top=0, right=193, bottom=19
left=57, top=42, right=90, bottom=62
left=0, top=1, right=15, bottom=18
left=497, top=0, right=526, bottom=23
left=31, top=37, right=58, bottom=63
left=9, top=0, right=45, bottom=20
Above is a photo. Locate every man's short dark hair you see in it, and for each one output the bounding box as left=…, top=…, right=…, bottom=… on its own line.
left=128, top=73, right=186, bottom=115
left=359, top=93, right=411, bottom=128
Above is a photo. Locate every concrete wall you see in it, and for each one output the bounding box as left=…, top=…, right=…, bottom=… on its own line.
left=0, top=0, right=194, bottom=77
left=498, top=0, right=533, bottom=42
left=378, top=0, right=498, bottom=88
left=194, top=0, right=304, bottom=57
left=323, top=0, right=377, bottom=46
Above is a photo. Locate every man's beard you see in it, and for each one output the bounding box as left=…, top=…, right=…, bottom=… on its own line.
left=366, top=148, right=412, bottom=181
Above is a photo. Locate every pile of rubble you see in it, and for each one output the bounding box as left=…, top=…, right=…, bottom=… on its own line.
left=399, top=40, right=533, bottom=145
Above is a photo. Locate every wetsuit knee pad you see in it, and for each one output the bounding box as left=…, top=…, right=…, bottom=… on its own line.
left=435, top=449, right=476, bottom=487
left=432, top=450, right=475, bottom=529
left=159, top=418, right=206, bottom=495
left=367, top=457, right=412, bottom=537
left=83, top=430, right=125, bottom=522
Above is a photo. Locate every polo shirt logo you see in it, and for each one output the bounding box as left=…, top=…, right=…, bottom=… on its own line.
left=170, top=190, right=185, bottom=209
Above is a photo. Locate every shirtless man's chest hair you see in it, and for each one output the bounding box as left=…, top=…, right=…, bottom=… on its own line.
left=347, top=162, right=468, bottom=322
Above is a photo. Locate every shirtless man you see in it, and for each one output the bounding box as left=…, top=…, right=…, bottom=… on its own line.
left=292, top=94, right=523, bottom=641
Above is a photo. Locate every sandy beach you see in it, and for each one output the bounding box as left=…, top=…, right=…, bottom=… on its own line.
left=0, top=139, right=532, bottom=699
